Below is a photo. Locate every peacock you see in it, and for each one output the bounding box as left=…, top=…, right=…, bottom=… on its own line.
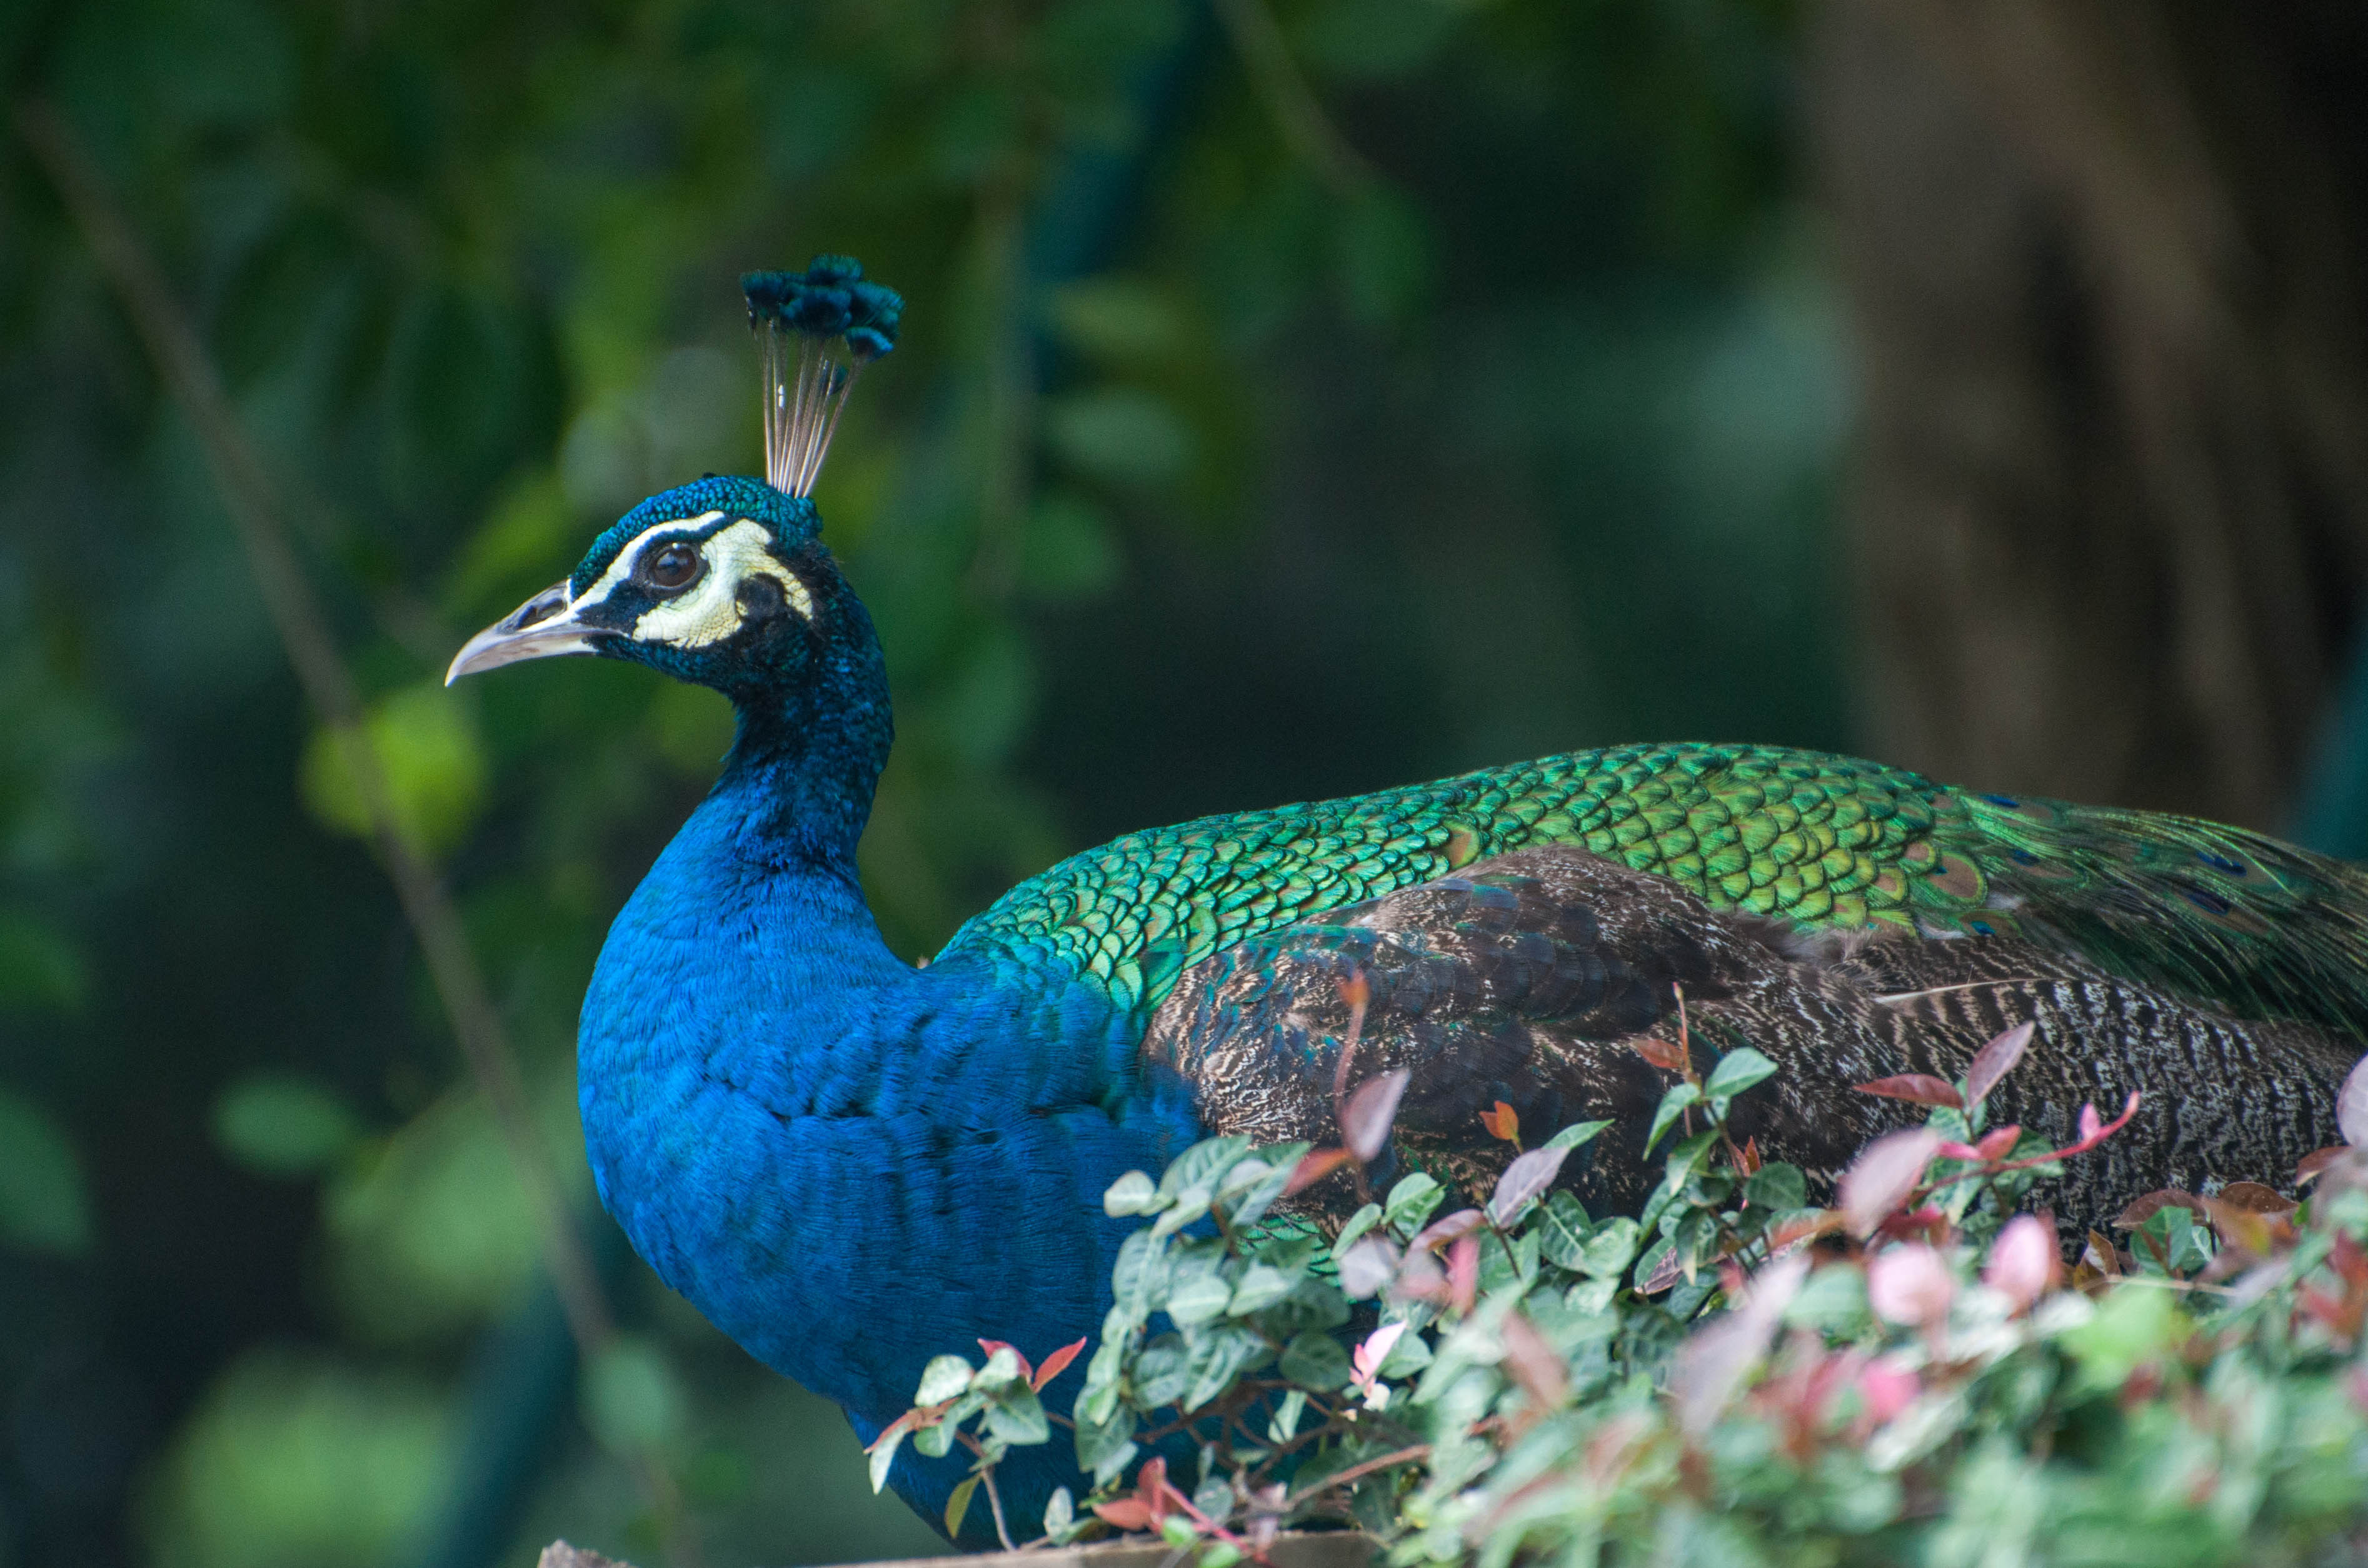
left=447, top=259, right=2366, bottom=1544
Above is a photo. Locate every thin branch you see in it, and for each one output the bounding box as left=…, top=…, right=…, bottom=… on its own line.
left=11, top=96, right=696, bottom=1565
left=1212, top=0, right=1376, bottom=196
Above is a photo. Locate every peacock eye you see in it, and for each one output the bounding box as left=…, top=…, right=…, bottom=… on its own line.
left=644, top=542, right=704, bottom=591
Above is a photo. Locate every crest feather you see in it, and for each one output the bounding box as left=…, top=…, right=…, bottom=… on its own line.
left=741, top=256, right=903, bottom=498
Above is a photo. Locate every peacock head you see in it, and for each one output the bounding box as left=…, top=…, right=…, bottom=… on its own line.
left=446, top=257, right=900, bottom=702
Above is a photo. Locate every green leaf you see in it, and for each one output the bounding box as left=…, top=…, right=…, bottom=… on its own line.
left=1384, top=1172, right=1444, bottom=1236
left=299, top=682, right=488, bottom=856
left=868, top=1423, right=905, bottom=1494
left=1279, top=1331, right=1353, bottom=1391
left=1229, top=1260, right=1304, bottom=1317
left=1104, top=1170, right=1162, bottom=1216
left=1537, top=1191, right=1594, bottom=1270
left=1543, top=1119, right=1613, bottom=1152
left=1045, top=387, right=1196, bottom=488
left=1330, top=1202, right=1384, bottom=1261
left=1073, top=1405, right=1138, bottom=1483
left=984, top=1387, right=1050, bottom=1446
left=916, top=1355, right=975, bottom=1406
left=945, top=1475, right=979, bottom=1540
left=1229, top=1142, right=1309, bottom=1228
left=1703, top=1047, right=1779, bottom=1099
left=1644, top=1082, right=1702, bottom=1155
left=1111, top=1231, right=1169, bottom=1322
left=211, top=1074, right=363, bottom=1179
left=1576, top=1217, right=1640, bottom=1281
left=1042, top=1486, right=1076, bottom=1541
left=1181, top=1325, right=1270, bottom=1411
left=579, top=1336, right=685, bottom=1454
left=1743, top=1162, right=1807, bottom=1212
left=0, top=1086, right=93, bottom=1256
left=1151, top=1187, right=1214, bottom=1239
left=1166, top=1261, right=1235, bottom=1326
left=1131, top=1334, right=1191, bottom=1408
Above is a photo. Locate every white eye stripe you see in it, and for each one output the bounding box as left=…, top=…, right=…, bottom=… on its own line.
left=576, top=511, right=728, bottom=609
left=626, top=519, right=811, bottom=648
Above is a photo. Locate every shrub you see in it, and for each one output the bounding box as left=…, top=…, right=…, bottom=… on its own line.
left=872, top=1013, right=2368, bottom=1566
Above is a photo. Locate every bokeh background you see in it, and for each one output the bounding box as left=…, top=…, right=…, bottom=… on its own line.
left=6, top=2, right=2368, bottom=1566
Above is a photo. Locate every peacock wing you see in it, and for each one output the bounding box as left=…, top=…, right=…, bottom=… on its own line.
left=1138, top=846, right=1917, bottom=1222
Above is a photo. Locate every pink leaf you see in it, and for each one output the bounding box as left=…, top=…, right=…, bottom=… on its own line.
left=2061, top=1091, right=2140, bottom=1155
left=1488, top=1144, right=1573, bottom=1226
left=1408, top=1207, right=1487, bottom=1255
left=2341, top=1056, right=2368, bottom=1147
left=1852, top=1074, right=1964, bottom=1109
left=1982, top=1214, right=2059, bottom=1311
left=1839, top=1129, right=1942, bottom=1238
left=1350, top=1321, right=1407, bottom=1387
left=1867, top=1243, right=1955, bottom=1327
left=1856, top=1357, right=1920, bottom=1427
left=1671, top=1252, right=1808, bottom=1434
left=1975, top=1126, right=2020, bottom=1161
left=1093, top=1499, right=1155, bottom=1532
left=2078, top=1103, right=2101, bottom=1142
left=1448, top=1233, right=1479, bottom=1314
left=1964, top=1021, right=2035, bottom=1110
left=1340, top=1069, right=1411, bottom=1164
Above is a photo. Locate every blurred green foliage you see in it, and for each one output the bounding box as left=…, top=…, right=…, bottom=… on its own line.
left=0, top=0, right=1838, bottom=1564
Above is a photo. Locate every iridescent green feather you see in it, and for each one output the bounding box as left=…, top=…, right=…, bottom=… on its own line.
left=936, top=742, right=2368, bottom=1036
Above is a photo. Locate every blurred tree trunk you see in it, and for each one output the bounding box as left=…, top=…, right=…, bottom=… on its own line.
left=1810, top=0, right=2368, bottom=830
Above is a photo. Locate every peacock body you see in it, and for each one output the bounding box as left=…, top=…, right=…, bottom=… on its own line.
left=448, top=261, right=2366, bottom=1544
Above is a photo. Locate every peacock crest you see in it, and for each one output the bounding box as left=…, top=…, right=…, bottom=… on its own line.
left=740, top=256, right=903, bottom=499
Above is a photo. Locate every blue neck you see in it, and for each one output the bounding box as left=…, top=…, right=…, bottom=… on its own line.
left=575, top=637, right=1201, bottom=1457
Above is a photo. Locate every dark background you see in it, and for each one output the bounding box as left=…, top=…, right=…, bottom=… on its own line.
left=4, top=2, right=2367, bottom=1566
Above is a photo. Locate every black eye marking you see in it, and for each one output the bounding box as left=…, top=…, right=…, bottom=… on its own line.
left=640, top=541, right=704, bottom=592
left=737, top=575, right=784, bottom=620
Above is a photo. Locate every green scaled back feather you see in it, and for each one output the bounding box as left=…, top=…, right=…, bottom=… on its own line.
left=935, top=742, right=2368, bottom=1037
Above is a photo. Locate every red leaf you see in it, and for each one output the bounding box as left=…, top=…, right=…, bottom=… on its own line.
left=1283, top=1146, right=1357, bottom=1196
left=1738, top=1136, right=1763, bottom=1176
left=1478, top=1100, right=1522, bottom=1145
left=1092, top=1499, right=1155, bottom=1532
left=2299, top=1146, right=2353, bottom=1184
left=1839, top=1129, right=1943, bottom=1237
left=1137, top=1457, right=1178, bottom=1520
left=1768, top=1211, right=1844, bottom=1251
left=2216, top=1182, right=2298, bottom=1217
left=976, top=1339, right=1032, bottom=1385
left=2342, top=1056, right=2368, bottom=1147
left=1340, top=1069, right=1411, bottom=1164
left=1964, top=1021, right=2034, bottom=1109
left=1975, top=1125, right=2021, bottom=1161
left=2113, top=1189, right=2206, bottom=1229
left=1498, top=1310, right=1570, bottom=1408
left=1852, top=1074, right=1964, bottom=1109
left=1031, top=1337, right=1088, bottom=1392
left=1633, top=1036, right=1689, bottom=1073
left=1337, top=972, right=1370, bottom=1012
left=2064, top=1091, right=2140, bottom=1154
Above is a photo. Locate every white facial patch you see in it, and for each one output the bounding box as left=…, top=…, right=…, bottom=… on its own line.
left=576, top=513, right=813, bottom=649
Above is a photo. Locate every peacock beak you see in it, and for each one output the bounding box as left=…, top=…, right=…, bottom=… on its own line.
left=445, top=579, right=609, bottom=684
